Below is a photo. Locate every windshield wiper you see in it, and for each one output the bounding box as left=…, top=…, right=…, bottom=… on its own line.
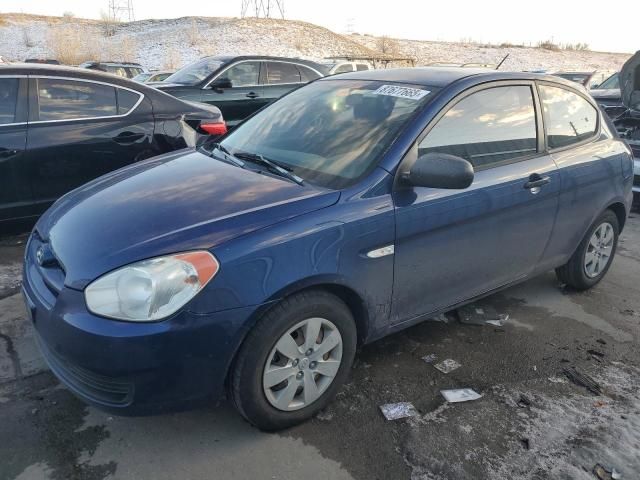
left=234, top=151, right=304, bottom=185
left=203, top=143, right=245, bottom=168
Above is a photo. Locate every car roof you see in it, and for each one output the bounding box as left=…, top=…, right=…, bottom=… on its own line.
left=207, top=55, right=325, bottom=68
left=0, top=63, right=151, bottom=88
left=320, top=67, right=585, bottom=89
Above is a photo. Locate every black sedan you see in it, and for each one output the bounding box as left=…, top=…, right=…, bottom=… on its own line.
left=0, top=64, right=226, bottom=231
left=155, top=56, right=327, bottom=127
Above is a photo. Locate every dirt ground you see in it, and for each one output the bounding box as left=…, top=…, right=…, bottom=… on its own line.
left=1, top=211, right=639, bottom=480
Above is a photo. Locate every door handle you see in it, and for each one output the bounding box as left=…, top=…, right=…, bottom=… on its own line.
left=0, top=149, right=18, bottom=158
left=113, top=132, right=145, bottom=144
left=524, top=174, right=551, bottom=190
left=245, top=92, right=259, bottom=99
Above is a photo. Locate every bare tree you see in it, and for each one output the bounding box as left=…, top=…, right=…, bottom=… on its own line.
left=377, top=35, right=399, bottom=55
left=100, top=9, right=119, bottom=37
left=187, top=19, right=199, bottom=47
left=22, top=27, right=35, bottom=48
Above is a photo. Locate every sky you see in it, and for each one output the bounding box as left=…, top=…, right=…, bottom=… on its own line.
left=1, top=0, right=636, bottom=53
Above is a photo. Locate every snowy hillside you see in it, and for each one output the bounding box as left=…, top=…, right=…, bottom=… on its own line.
left=0, top=13, right=631, bottom=72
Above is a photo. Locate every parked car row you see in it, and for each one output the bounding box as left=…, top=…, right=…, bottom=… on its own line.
left=20, top=61, right=635, bottom=430
left=0, top=64, right=226, bottom=228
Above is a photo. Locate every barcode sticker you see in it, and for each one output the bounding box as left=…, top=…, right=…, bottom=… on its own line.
left=372, top=85, right=430, bottom=100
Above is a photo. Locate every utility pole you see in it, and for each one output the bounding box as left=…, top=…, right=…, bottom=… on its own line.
left=240, top=0, right=285, bottom=19
left=108, top=0, right=135, bottom=22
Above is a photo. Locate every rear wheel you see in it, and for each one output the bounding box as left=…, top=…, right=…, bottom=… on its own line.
left=555, top=210, right=619, bottom=290
left=230, top=290, right=357, bottom=431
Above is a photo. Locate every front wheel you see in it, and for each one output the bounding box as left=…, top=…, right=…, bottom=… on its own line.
left=555, top=209, right=619, bottom=290
left=230, top=290, right=357, bottom=431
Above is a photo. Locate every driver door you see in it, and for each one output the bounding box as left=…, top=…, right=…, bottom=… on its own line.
left=202, top=61, right=264, bottom=128
left=391, top=83, right=560, bottom=324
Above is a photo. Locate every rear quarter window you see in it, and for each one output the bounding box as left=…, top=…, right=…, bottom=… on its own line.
left=116, top=88, right=141, bottom=114
left=539, top=84, right=598, bottom=149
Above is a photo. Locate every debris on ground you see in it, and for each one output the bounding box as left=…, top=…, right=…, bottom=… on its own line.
left=421, top=354, right=437, bottom=364
left=441, top=388, right=482, bottom=403
left=520, top=438, right=530, bottom=450
left=548, top=376, right=568, bottom=384
left=596, top=338, right=607, bottom=345
left=457, top=304, right=509, bottom=327
left=593, top=463, right=622, bottom=480
left=433, top=359, right=462, bottom=374
left=563, top=367, right=603, bottom=395
left=430, top=313, right=449, bottom=323
left=517, top=394, right=532, bottom=408
left=379, top=402, right=418, bottom=420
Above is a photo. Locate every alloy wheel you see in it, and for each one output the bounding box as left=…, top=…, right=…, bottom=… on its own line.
left=584, top=222, right=614, bottom=278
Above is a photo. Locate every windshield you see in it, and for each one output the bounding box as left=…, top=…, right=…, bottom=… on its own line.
left=133, top=73, right=151, bottom=82
left=598, top=73, right=620, bottom=90
left=221, top=79, right=436, bottom=189
left=164, top=58, right=224, bottom=86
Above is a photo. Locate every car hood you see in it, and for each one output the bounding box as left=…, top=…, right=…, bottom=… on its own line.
left=620, top=50, right=640, bottom=111
left=36, top=150, right=340, bottom=290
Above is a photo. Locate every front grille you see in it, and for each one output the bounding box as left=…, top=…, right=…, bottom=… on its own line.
left=634, top=175, right=640, bottom=187
left=25, top=232, right=66, bottom=305
left=631, top=144, right=640, bottom=158
left=36, top=334, right=133, bottom=407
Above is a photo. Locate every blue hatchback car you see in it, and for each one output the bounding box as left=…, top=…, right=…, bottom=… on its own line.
left=23, top=68, right=634, bottom=430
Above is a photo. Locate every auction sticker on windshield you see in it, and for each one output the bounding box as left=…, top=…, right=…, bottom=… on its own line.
left=373, top=85, right=430, bottom=100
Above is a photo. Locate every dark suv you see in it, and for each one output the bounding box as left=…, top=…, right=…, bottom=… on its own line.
left=0, top=64, right=226, bottom=230
left=155, top=56, right=327, bottom=127
left=79, top=61, right=147, bottom=79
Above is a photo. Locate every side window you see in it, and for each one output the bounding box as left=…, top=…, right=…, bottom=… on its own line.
left=127, top=67, right=143, bottom=78
left=356, top=64, right=370, bottom=71
left=297, top=65, right=321, bottom=82
left=0, top=78, right=19, bottom=125
left=116, top=88, right=141, bottom=114
left=223, top=62, right=260, bottom=87
left=266, top=62, right=301, bottom=84
left=539, top=85, right=598, bottom=149
left=334, top=64, right=354, bottom=74
left=37, top=79, right=117, bottom=121
left=419, top=86, right=538, bottom=169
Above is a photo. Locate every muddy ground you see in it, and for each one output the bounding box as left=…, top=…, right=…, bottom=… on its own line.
left=1, top=212, right=639, bottom=480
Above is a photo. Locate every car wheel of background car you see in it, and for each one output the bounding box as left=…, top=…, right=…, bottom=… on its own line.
left=230, top=290, right=357, bottom=431
left=555, top=209, right=619, bottom=290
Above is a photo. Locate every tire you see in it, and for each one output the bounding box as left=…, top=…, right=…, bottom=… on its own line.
left=555, top=209, right=619, bottom=290
left=230, top=290, right=357, bottom=431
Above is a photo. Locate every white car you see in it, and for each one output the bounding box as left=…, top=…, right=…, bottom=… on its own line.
left=322, top=60, right=373, bottom=75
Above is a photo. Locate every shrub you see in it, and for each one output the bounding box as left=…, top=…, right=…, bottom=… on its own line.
left=537, top=40, right=560, bottom=51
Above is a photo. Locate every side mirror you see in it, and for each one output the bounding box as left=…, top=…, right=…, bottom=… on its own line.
left=211, top=77, right=232, bottom=90
left=403, top=152, right=474, bottom=189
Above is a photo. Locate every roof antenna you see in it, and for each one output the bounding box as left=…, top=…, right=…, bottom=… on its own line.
left=495, top=53, right=509, bottom=70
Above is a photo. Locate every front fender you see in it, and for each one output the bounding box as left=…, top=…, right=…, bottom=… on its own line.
left=188, top=190, right=396, bottom=341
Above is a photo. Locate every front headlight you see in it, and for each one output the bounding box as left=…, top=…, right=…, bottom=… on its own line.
left=85, top=251, right=219, bottom=322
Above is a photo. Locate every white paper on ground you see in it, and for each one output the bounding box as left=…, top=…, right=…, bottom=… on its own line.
left=434, top=359, right=462, bottom=374
left=379, top=402, right=418, bottom=420
left=441, top=388, right=482, bottom=403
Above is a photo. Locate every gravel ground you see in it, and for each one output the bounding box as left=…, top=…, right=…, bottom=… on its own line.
left=0, top=209, right=639, bottom=480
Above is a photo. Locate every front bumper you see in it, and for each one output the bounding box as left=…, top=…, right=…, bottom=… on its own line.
left=22, top=236, right=257, bottom=415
